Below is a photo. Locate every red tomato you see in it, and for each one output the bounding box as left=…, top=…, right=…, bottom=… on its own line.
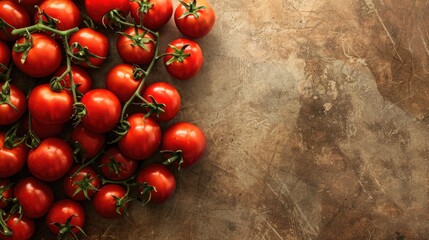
left=100, top=146, right=138, bottom=181
left=142, top=82, right=181, bottom=122
left=69, top=28, right=109, bottom=68
left=84, top=0, right=130, bottom=25
left=14, top=177, right=54, bottom=218
left=12, top=0, right=42, bottom=15
left=23, top=116, right=64, bottom=140
left=163, top=38, right=203, bottom=80
left=0, top=41, right=10, bottom=73
left=118, top=114, right=161, bottom=160
left=105, top=64, right=144, bottom=103
left=53, top=65, right=93, bottom=95
left=0, top=179, right=13, bottom=209
left=136, top=164, right=176, bottom=204
left=63, top=166, right=100, bottom=201
left=0, top=1, right=30, bottom=41
left=0, top=83, right=27, bottom=126
left=0, top=132, right=27, bottom=178
left=81, top=89, right=121, bottom=133
left=28, top=84, right=73, bottom=125
left=36, top=0, right=81, bottom=31
left=27, top=138, right=74, bottom=182
left=130, top=0, right=173, bottom=31
left=92, top=184, right=129, bottom=219
left=45, top=199, right=85, bottom=236
left=71, top=124, right=105, bottom=160
left=0, top=214, right=34, bottom=240
left=161, top=122, right=206, bottom=168
left=174, top=0, right=215, bottom=38
left=116, top=27, right=155, bottom=65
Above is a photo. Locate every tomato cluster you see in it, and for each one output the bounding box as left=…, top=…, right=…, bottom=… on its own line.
left=0, top=0, right=214, bottom=239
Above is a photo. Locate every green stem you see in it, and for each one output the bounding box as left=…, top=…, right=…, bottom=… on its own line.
left=62, top=36, right=78, bottom=103
left=11, top=23, right=78, bottom=37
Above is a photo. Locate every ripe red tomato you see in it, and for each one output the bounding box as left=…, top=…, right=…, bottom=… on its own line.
left=14, top=177, right=54, bottom=218
left=63, top=166, right=100, bottom=201
left=136, top=164, right=176, bottom=204
left=23, top=116, right=64, bottom=140
left=45, top=199, right=85, bottom=236
left=28, top=84, right=73, bottom=125
left=92, top=184, right=129, bottom=219
left=100, top=146, right=138, bottom=181
left=116, top=27, right=156, bottom=65
left=0, top=83, right=27, bottom=126
left=0, top=179, right=13, bottom=209
left=118, top=114, right=161, bottom=160
left=53, top=65, right=93, bottom=95
left=161, top=122, right=207, bottom=168
left=130, top=0, right=173, bottom=31
left=142, top=82, right=181, bottom=122
left=36, top=0, right=81, bottom=31
left=105, top=64, right=144, bottom=103
left=81, top=89, right=121, bottom=133
left=0, top=214, right=35, bottom=240
left=71, top=124, right=105, bottom=160
left=0, top=132, right=27, bottom=178
left=163, top=38, right=203, bottom=80
left=84, top=0, right=130, bottom=25
left=0, top=1, right=30, bottom=42
left=0, top=41, right=10, bottom=73
left=174, top=0, right=215, bottom=38
left=27, top=138, right=74, bottom=182
left=69, top=28, right=109, bottom=68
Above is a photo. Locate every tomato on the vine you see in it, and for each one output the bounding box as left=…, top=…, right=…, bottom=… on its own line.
left=142, top=82, right=181, bottom=122
left=0, top=41, right=10, bottom=73
left=136, top=164, right=176, bottom=204
left=174, top=0, right=215, bottom=38
left=130, top=0, right=173, bottom=31
left=14, top=177, right=54, bottom=218
left=105, top=64, right=145, bottom=103
left=0, top=1, right=30, bottom=42
left=0, top=132, right=27, bottom=178
left=0, top=179, right=13, bottom=209
left=100, top=146, right=138, bottom=181
left=54, top=65, right=93, bottom=95
left=69, top=28, right=109, bottom=68
left=72, top=124, right=105, bottom=160
left=45, top=199, right=86, bottom=237
left=84, top=0, right=130, bottom=26
left=163, top=38, right=203, bottom=80
left=92, top=184, right=130, bottom=219
left=0, top=214, right=35, bottom=240
left=116, top=27, right=156, bottom=65
left=63, top=166, right=101, bottom=201
left=36, top=0, right=81, bottom=31
left=0, top=83, right=27, bottom=126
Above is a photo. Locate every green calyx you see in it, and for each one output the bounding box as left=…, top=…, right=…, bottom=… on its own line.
left=0, top=81, right=18, bottom=112
left=133, top=0, right=154, bottom=15
left=12, top=33, right=33, bottom=64
left=161, top=150, right=184, bottom=169
left=107, top=120, right=130, bottom=144
left=72, top=174, right=99, bottom=200
left=72, top=102, right=87, bottom=127
left=178, top=0, right=206, bottom=19
left=142, top=95, right=166, bottom=119
left=68, top=42, right=104, bottom=69
left=52, top=215, right=87, bottom=240
left=137, top=182, right=156, bottom=206
left=165, top=44, right=191, bottom=65
left=113, top=195, right=132, bottom=216
left=4, top=123, right=25, bottom=149
left=118, top=26, right=154, bottom=52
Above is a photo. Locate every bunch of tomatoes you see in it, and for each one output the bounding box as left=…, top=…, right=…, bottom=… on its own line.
left=0, top=0, right=215, bottom=239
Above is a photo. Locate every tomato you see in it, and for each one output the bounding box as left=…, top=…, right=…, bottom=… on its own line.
left=0, top=1, right=30, bottom=42
left=161, top=122, right=206, bottom=168
left=136, top=164, right=176, bottom=204
left=81, top=89, right=121, bottom=133
left=105, top=64, right=144, bottom=103
left=36, top=0, right=81, bottom=31
left=163, top=38, right=203, bottom=80
left=0, top=83, right=27, bottom=126
left=0, top=132, right=27, bottom=178
left=118, top=114, right=161, bottom=160
left=84, top=0, right=130, bottom=25
left=142, top=82, right=181, bottom=122
left=92, top=184, right=129, bottom=219
left=69, top=28, right=109, bottom=68
left=0, top=214, right=34, bottom=240
left=0, top=41, right=10, bottom=73
left=71, top=124, right=105, bottom=160
left=53, top=65, right=93, bottom=94
left=100, top=146, right=138, bottom=181
left=63, top=166, right=100, bottom=201
left=130, top=0, right=173, bottom=31
left=27, top=138, right=74, bottom=182
left=45, top=199, right=85, bottom=237
left=14, top=177, right=54, bottom=218
left=174, top=0, right=215, bottom=38
left=12, top=0, right=42, bottom=15
left=0, top=179, right=13, bottom=209
left=28, top=84, right=73, bottom=125
left=23, top=116, right=64, bottom=140
left=116, top=27, right=156, bottom=65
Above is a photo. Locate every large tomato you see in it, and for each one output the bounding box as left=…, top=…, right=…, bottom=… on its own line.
left=0, top=214, right=35, bottom=240
left=84, top=0, right=130, bottom=25
left=45, top=199, right=86, bottom=236
left=0, top=83, right=27, bottom=126
left=118, top=114, right=161, bottom=160
left=0, top=132, right=27, bottom=178
left=69, top=28, right=109, bottom=68
left=174, top=0, right=215, bottom=38
left=105, top=64, right=144, bottom=103
left=63, top=166, right=100, bottom=201
left=0, top=1, right=30, bottom=41
left=100, top=146, right=138, bottom=181
left=14, top=177, right=54, bottom=218
left=136, top=164, right=176, bottom=204
left=163, top=38, right=203, bottom=80
left=0, top=179, right=13, bottom=209
left=0, top=41, right=10, bottom=73
left=36, top=0, right=81, bottom=31
left=116, top=27, right=156, bottom=65
left=142, top=82, right=181, bottom=122
left=92, top=184, right=129, bottom=219
left=27, top=138, right=74, bottom=182
left=72, top=124, right=105, bottom=160
left=130, top=0, right=173, bottom=31
left=53, top=65, right=93, bottom=95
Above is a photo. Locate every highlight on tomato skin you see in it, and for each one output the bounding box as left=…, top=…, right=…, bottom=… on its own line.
left=174, top=0, right=216, bottom=38
left=0, top=213, right=35, bottom=240
left=136, top=164, right=176, bottom=204
left=45, top=199, right=86, bottom=237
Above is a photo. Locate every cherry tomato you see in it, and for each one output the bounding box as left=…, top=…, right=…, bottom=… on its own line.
left=0, top=1, right=30, bottom=42
left=136, top=164, right=176, bottom=204
left=118, top=114, right=161, bottom=160
left=27, top=138, right=74, bottom=182
left=174, top=0, right=215, bottom=38
left=130, top=0, right=173, bottom=31
left=116, top=27, right=156, bottom=65
left=163, top=38, right=203, bottom=80
left=53, top=65, right=93, bottom=95
left=0, top=132, right=27, bottom=178
left=36, top=0, right=81, bottom=31
left=63, top=166, right=100, bottom=201
left=142, top=82, right=181, bottom=122
left=12, top=0, right=42, bottom=15
left=100, top=146, right=138, bottom=181
left=92, top=184, right=129, bottom=219
left=0, top=214, right=35, bottom=240
left=71, top=124, right=105, bottom=160
left=45, top=199, right=85, bottom=236
left=28, top=84, right=73, bottom=125
left=161, top=122, right=207, bottom=168
left=81, top=89, right=121, bottom=133
left=0, top=41, right=10, bottom=73
left=23, top=116, right=64, bottom=140
left=69, top=28, right=109, bottom=68
left=0, top=83, right=27, bottom=126
left=0, top=179, right=13, bottom=209
left=105, top=64, right=144, bottom=103
left=84, top=0, right=130, bottom=25
left=14, top=177, right=54, bottom=218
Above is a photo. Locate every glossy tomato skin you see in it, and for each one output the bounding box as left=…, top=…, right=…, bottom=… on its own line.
left=0, top=41, right=10, bottom=73
left=12, top=33, right=62, bottom=78
left=0, top=83, right=27, bottom=126
left=105, top=64, right=144, bottom=103
left=118, top=114, right=161, bottom=160
left=27, top=138, right=74, bottom=182
left=46, top=199, right=85, bottom=235
left=0, top=179, right=13, bottom=209
left=0, top=132, right=27, bottom=178
left=100, top=146, right=138, bottom=181
left=92, top=184, right=128, bottom=219
left=161, top=122, right=207, bottom=168
left=116, top=27, right=155, bottom=65
left=14, top=177, right=54, bottom=218
left=84, top=0, right=130, bottom=25
left=142, top=82, right=181, bottom=122
left=0, top=214, right=35, bottom=240
left=174, top=0, right=215, bottom=38
left=71, top=124, right=105, bottom=160
left=23, top=116, right=64, bottom=140
left=69, top=28, right=109, bottom=68
left=0, top=1, right=30, bottom=41
left=81, top=89, right=121, bottom=133
left=130, top=0, right=173, bottom=31
left=63, top=166, right=100, bottom=201
left=36, top=0, right=81, bottom=31
left=136, top=164, right=176, bottom=204
left=53, top=65, right=93, bottom=95
left=163, top=39, right=203, bottom=80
